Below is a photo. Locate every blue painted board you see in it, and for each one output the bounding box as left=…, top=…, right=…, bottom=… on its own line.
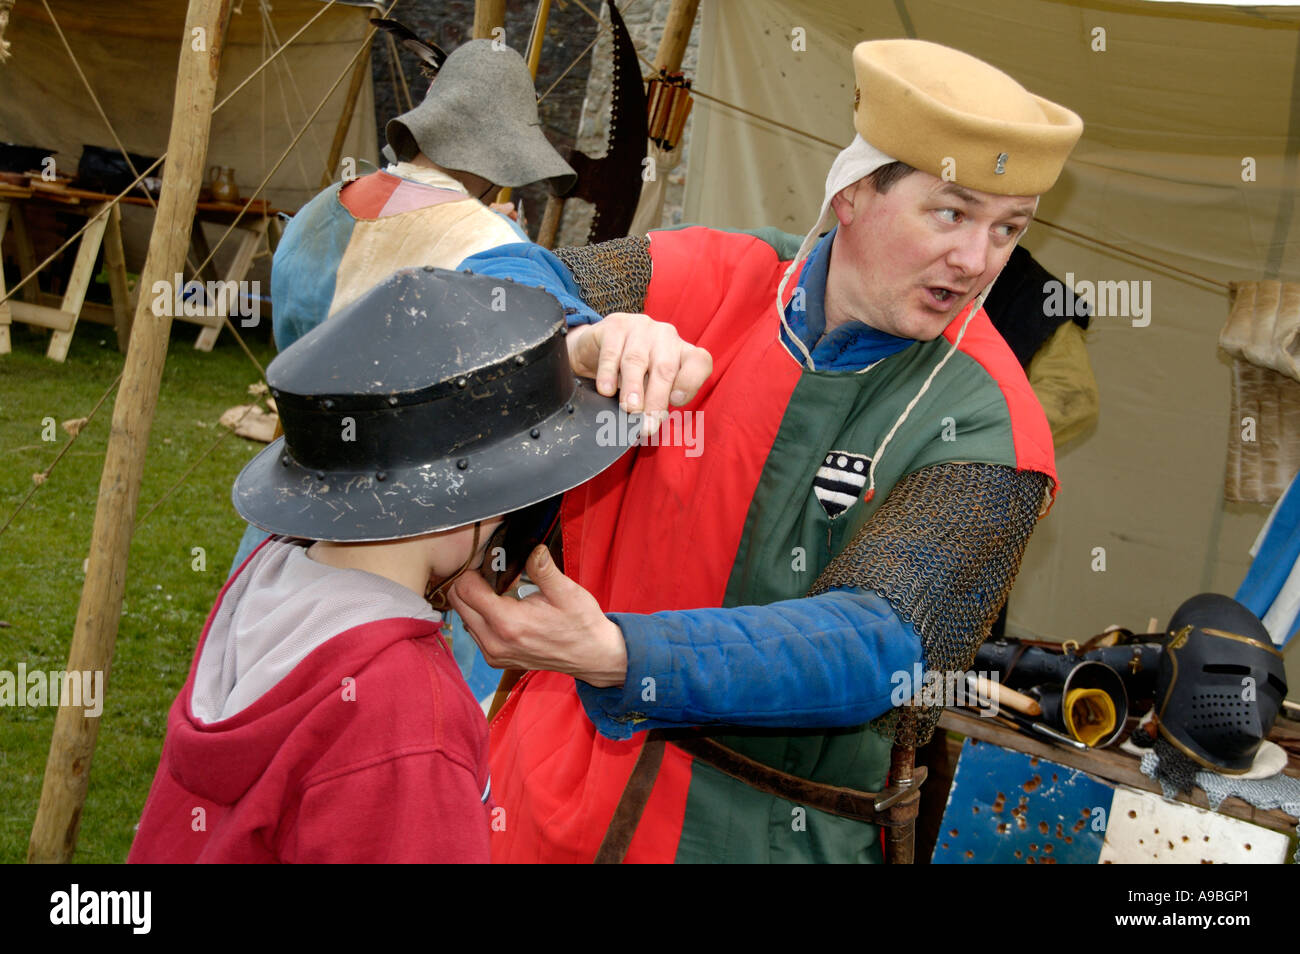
left=932, top=738, right=1112, bottom=864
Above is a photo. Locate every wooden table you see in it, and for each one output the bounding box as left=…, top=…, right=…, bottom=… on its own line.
left=921, top=708, right=1300, bottom=857
left=0, top=184, right=115, bottom=361
left=0, top=181, right=283, bottom=360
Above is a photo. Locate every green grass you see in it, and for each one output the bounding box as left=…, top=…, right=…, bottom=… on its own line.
left=0, top=319, right=277, bottom=863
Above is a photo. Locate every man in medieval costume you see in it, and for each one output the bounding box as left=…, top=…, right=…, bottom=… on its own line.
left=448, top=38, right=1084, bottom=863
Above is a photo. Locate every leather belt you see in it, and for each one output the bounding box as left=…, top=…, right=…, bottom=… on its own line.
left=594, top=731, right=926, bottom=863
left=672, top=735, right=925, bottom=826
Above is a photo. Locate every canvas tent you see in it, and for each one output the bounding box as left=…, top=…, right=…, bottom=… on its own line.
left=1, top=0, right=380, bottom=279
left=682, top=0, right=1300, bottom=681
left=5, top=0, right=387, bottom=863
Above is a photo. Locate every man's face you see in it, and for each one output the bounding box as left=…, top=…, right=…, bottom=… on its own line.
left=826, top=169, right=1037, bottom=341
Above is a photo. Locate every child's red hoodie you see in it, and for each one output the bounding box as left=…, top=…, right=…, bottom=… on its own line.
left=129, top=538, right=491, bottom=863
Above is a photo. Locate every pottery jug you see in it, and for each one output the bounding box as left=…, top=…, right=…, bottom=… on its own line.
left=208, top=166, right=239, bottom=203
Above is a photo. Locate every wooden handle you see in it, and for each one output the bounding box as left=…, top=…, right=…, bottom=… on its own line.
left=538, top=195, right=565, bottom=250
left=971, top=675, right=1042, bottom=717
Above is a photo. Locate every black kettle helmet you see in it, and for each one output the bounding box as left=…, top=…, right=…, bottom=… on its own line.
left=233, top=266, right=638, bottom=543
left=1155, top=593, right=1288, bottom=774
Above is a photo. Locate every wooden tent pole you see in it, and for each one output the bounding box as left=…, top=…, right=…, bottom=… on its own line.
left=617, top=0, right=698, bottom=240
left=497, top=0, right=552, bottom=206
left=473, top=0, right=506, bottom=40
left=27, top=0, right=234, bottom=864
left=525, top=0, right=551, bottom=77
left=321, top=38, right=373, bottom=188
left=654, top=0, right=698, bottom=72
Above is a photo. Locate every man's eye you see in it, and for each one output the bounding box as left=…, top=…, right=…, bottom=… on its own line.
left=936, top=209, right=961, bottom=224
left=995, top=224, right=1022, bottom=239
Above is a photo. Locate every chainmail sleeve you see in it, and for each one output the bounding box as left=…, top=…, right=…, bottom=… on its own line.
left=809, top=462, right=1052, bottom=746
left=553, top=235, right=653, bottom=316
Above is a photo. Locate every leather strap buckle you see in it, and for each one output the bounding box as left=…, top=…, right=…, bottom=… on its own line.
left=873, top=765, right=928, bottom=814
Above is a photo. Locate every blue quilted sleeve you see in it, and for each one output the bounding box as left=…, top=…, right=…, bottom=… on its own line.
left=574, top=588, right=924, bottom=740
left=459, top=243, right=601, bottom=326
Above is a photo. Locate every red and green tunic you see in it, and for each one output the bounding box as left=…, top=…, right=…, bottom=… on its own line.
left=467, top=227, right=1056, bottom=863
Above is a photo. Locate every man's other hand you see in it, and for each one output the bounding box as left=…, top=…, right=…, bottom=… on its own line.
left=566, top=313, right=712, bottom=435
left=448, top=546, right=628, bottom=688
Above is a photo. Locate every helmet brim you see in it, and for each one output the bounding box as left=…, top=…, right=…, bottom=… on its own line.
left=233, top=377, right=639, bottom=542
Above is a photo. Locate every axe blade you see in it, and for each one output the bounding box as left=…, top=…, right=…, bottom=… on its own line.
left=564, top=0, right=648, bottom=244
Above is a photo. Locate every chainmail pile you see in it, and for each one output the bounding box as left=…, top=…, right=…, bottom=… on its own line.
left=1141, top=737, right=1300, bottom=863
left=1141, top=738, right=1199, bottom=797
left=554, top=235, right=653, bottom=317
left=810, top=463, right=1050, bottom=747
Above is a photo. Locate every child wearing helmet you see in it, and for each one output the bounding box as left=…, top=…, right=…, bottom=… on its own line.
left=128, top=267, right=634, bottom=863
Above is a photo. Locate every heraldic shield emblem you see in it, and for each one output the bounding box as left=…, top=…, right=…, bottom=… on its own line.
left=814, top=450, right=871, bottom=518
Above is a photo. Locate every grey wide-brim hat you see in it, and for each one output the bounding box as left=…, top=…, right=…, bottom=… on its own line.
left=386, top=39, right=577, bottom=195
left=232, top=267, right=638, bottom=542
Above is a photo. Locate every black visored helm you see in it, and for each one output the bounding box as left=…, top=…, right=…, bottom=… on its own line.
left=233, top=266, right=640, bottom=542
left=1156, top=593, right=1288, bottom=774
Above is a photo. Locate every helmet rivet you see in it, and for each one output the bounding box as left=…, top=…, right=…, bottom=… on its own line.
left=530, top=427, right=541, bottom=439
left=315, top=471, right=325, bottom=480
left=515, top=355, right=526, bottom=366
left=388, top=395, right=399, bottom=406
left=322, top=399, right=334, bottom=410
left=560, top=326, right=569, bottom=336
left=280, top=455, right=290, bottom=466
left=456, top=377, right=468, bottom=389
left=423, top=264, right=436, bottom=273
left=375, top=471, right=387, bottom=482
left=270, top=389, right=280, bottom=399
left=566, top=404, right=575, bottom=414
left=457, top=458, right=468, bottom=470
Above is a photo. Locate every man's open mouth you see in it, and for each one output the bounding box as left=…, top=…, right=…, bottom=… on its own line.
left=927, top=286, right=964, bottom=306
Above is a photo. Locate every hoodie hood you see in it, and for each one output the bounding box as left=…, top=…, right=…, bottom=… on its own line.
left=168, top=538, right=442, bottom=804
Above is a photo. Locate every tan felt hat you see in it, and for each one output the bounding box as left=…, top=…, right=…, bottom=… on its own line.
left=853, top=39, right=1083, bottom=196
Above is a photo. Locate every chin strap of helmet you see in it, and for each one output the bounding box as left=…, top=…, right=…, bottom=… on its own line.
left=425, top=521, right=483, bottom=612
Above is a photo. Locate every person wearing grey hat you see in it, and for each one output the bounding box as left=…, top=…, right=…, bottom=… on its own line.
left=386, top=39, right=576, bottom=196
left=227, top=39, right=578, bottom=576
